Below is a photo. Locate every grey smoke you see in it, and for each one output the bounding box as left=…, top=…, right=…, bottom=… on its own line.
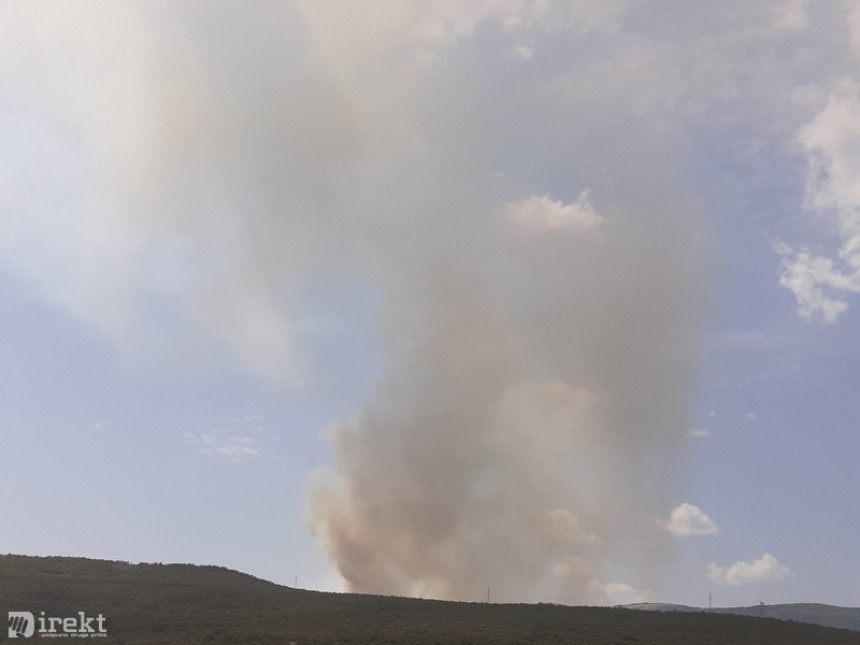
left=307, top=130, right=703, bottom=601
left=1, top=2, right=705, bottom=603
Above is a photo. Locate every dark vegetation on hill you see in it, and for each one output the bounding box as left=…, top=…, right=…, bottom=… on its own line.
left=1, top=555, right=858, bottom=645
left=712, top=603, right=860, bottom=632
left=627, top=602, right=860, bottom=632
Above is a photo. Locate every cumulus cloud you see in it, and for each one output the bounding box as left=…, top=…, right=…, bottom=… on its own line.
left=513, top=44, right=534, bottom=59
left=549, top=559, right=654, bottom=606
left=848, top=1, right=860, bottom=55
left=778, top=246, right=853, bottom=324
left=505, top=191, right=603, bottom=235
left=298, top=0, right=626, bottom=75
left=602, top=582, right=656, bottom=605
left=779, top=79, right=860, bottom=322
left=659, top=503, right=719, bottom=537
left=707, top=553, right=792, bottom=586
left=801, top=80, right=860, bottom=228
left=543, top=508, right=602, bottom=545
left=773, top=0, right=809, bottom=31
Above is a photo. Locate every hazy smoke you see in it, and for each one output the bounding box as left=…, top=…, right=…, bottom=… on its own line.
left=1, top=2, right=704, bottom=603
left=307, top=139, right=702, bottom=602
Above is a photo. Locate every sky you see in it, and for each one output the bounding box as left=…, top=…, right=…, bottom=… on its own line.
left=1, top=0, right=859, bottom=609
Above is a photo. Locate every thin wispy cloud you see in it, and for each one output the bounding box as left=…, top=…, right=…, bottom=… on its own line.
left=709, top=330, right=799, bottom=350
left=773, top=0, right=809, bottom=31
left=184, top=429, right=263, bottom=462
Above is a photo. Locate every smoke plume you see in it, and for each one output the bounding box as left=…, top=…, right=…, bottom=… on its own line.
left=1, top=2, right=704, bottom=603
left=307, top=138, right=702, bottom=602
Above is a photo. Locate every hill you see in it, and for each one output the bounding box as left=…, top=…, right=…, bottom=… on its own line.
left=626, top=601, right=860, bottom=632
left=1, top=555, right=858, bottom=645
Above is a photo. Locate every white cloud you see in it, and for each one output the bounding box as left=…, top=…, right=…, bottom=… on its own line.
left=542, top=508, right=602, bottom=544
left=602, top=582, right=656, bottom=605
left=707, top=553, right=792, bottom=586
left=711, top=330, right=791, bottom=349
left=299, top=0, right=627, bottom=74
left=300, top=0, right=514, bottom=55
left=778, top=247, right=850, bottom=323
left=773, top=0, right=808, bottom=31
left=780, top=79, right=860, bottom=323
left=514, top=44, right=534, bottom=59
left=505, top=191, right=603, bottom=235
left=689, top=428, right=711, bottom=438
left=847, top=0, right=860, bottom=55
left=551, top=559, right=654, bottom=606
left=659, top=503, right=719, bottom=537
left=503, top=0, right=630, bottom=33
left=184, top=429, right=263, bottom=461
left=801, top=79, right=860, bottom=219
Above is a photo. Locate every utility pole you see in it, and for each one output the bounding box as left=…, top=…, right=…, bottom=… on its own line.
left=487, top=587, right=490, bottom=603
left=708, top=592, right=712, bottom=610
left=295, top=575, right=298, bottom=588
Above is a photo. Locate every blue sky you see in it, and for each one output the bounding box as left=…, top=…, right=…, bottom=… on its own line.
left=1, top=0, right=859, bottom=608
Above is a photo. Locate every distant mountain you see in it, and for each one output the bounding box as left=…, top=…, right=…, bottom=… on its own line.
left=2, top=555, right=858, bottom=644
left=626, top=601, right=860, bottom=632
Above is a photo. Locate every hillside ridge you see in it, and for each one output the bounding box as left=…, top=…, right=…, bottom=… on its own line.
left=625, top=601, right=860, bottom=632
left=2, top=555, right=858, bottom=644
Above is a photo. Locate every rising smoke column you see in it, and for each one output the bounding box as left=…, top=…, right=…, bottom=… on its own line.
left=1, top=1, right=705, bottom=604
left=290, top=4, right=703, bottom=603
left=306, top=137, right=703, bottom=602
left=298, top=3, right=705, bottom=595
